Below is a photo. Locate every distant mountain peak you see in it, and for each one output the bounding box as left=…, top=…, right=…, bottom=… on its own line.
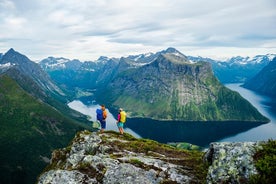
left=2, top=48, right=31, bottom=65
left=97, top=56, right=109, bottom=61
left=161, top=47, right=187, bottom=58
left=5, top=48, right=21, bottom=58
left=6, top=48, right=16, bottom=54
left=162, top=47, right=179, bottom=53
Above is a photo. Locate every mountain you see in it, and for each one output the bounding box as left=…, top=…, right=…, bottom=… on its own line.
left=96, top=48, right=268, bottom=121
left=188, top=54, right=276, bottom=83
left=0, top=49, right=92, bottom=184
left=0, top=48, right=66, bottom=102
left=0, top=48, right=89, bottom=121
left=243, top=57, right=276, bottom=96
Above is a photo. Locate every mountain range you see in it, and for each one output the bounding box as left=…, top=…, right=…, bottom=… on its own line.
left=39, top=47, right=269, bottom=122
left=0, top=49, right=90, bottom=184
left=40, top=49, right=275, bottom=91
left=188, top=54, right=275, bottom=83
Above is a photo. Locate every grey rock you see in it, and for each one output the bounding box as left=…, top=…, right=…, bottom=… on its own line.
left=38, top=169, right=97, bottom=184
left=204, top=142, right=263, bottom=184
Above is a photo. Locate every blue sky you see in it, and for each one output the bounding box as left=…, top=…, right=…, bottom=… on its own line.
left=0, top=0, right=275, bottom=61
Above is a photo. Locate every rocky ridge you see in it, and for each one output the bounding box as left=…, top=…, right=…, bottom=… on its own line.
left=37, top=130, right=264, bottom=184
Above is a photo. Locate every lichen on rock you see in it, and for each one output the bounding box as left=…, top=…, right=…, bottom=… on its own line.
left=203, top=142, right=263, bottom=184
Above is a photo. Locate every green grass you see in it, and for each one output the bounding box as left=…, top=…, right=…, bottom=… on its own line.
left=168, top=142, right=203, bottom=151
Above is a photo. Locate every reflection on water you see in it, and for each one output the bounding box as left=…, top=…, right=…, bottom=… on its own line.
left=68, top=84, right=276, bottom=147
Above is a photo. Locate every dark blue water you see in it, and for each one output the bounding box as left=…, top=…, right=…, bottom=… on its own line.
left=125, top=84, right=276, bottom=147
left=125, top=119, right=264, bottom=147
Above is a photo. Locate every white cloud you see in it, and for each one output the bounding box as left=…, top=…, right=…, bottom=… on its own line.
left=0, top=0, right=275, bottom=60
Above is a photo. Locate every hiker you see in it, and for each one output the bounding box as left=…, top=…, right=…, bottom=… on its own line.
left=96, top=104, right=107, bottom=133
left=116, top=108, right=126, bottom=134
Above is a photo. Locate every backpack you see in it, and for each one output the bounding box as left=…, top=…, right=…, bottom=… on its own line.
left=102, top=109, right=107, bottom=120
left=120, top=111, right=127, bottom=123
left=96, top=109, right=103, bottom=121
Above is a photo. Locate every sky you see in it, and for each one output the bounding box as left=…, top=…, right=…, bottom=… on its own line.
left=0, top=0, right=276, bottom=61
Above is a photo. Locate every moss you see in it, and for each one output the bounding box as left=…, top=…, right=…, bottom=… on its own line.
left=249, top=139, right=276, bottom=184
left=168, top=142, right=203, bottom=151
left=129, top=158, right=143, bottom=166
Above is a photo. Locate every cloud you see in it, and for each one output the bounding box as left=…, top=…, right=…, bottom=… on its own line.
left=0, top=0, right=275, bottom=60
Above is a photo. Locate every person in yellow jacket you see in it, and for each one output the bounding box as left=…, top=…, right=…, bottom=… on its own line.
left=116, top=108, right=126, bottom=134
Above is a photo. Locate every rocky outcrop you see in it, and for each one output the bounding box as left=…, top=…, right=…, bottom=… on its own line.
left=204, top=142, right=263, bottom=184
left=37, top=130, right=266, bottom=184
left=37, top=130, right=207, bottom=184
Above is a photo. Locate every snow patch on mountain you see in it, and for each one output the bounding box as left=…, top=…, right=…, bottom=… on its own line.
left=0, top=62, right=15, bottom=69
left=267, top=54, right=276, bottom=61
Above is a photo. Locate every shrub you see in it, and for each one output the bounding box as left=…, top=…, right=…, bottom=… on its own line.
left=250, top=139, right=276, bottom=184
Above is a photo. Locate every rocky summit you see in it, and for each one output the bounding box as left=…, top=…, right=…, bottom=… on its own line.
left=37, top=130, right=207, bottom=184
left=37, top=130, right=266, bottom=184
